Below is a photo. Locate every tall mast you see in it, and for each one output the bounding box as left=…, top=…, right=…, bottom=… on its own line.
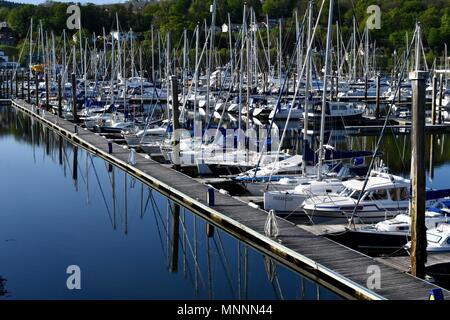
left=278, top=19, right=282, bottom=81
left=238, top=4, right=247, bottom=143
left=63, top=29, right=67, bottom=83
left=336, top=20, right=340, bottom=80
left=151, top=25, right=155, bottom=84
left=102, top=27, right=106, bottom=79
left=352, top=16, right=356, bottom=80
left=295, top=10, right=300, bottom=84
left=52, top=31, right=56, bottom=79
left=228, top=13, right=233, bottom=83
left=365, top=24, right=369, bottom=79
left=182, top=29, right=187, bottom=102
left=246, top=10, right=250, bottom=139
left=317, top=0, right=334, bottom=180
left=116, top=13, right=122, bottom=78
left=78, top=15, right=83, bottom=77
left=29, top=18, right=33, bottom=75
left=194, top=25, right=199, bottom=135
left=266, top=14, right=270, bottom=75
left=111, top=28, right=115, bottom=82
left=303, top=0, right=313, bottom=176
left=139, top=46, right=143, bottom=109
left=130, top=28, right=135, bottom=78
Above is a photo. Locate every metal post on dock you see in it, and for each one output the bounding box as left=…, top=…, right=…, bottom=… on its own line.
left=9, top=71, right=12, bottom=98
left=170, top=75, right=180, bottom=170
left=438, top=74, right=444, bottom=124
left=27, top=72, right=31, bottom=103
left=0, top=72, right=3, bottom=99
left=21, top=70, right=24, bottom=100
left=364, top=75, right=368, bottom=101
left=375, top=75, right=380, bottom=119
left=410, top=69, right=427, bottom=279
left=45, top=73, right=49, bottom=111
left=57, top=74, right=62, bottom=117
left=263, top=72, right=267, bottom=94
left=71, top=73, right=77, bottom=123
left=6, top=71, right=9, bottom=99
left=15, top=71, right=18, bottom=97
left=431, top=75, right=437, bottom=125
left=35, top=73, right=39, bottom=107
left=169, top=202, right=180, bottom=273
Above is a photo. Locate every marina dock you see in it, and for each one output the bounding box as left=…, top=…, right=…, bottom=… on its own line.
left=9, top=97, right=450, bottom=300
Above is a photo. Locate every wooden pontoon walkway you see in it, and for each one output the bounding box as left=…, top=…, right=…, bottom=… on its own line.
left=9, top=98, right=450, bottom=300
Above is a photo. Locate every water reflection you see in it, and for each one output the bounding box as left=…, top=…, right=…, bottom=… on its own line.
left=0, top=105, right=340, bottom=300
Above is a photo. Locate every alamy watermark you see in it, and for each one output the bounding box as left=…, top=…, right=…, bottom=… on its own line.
left=367, top=5, right=381, bottom=30
left=66, top=265, right=81, bottom=290
left=66, top=4, right=81, bottom=30
left=366, top=265, right=381, bottom=290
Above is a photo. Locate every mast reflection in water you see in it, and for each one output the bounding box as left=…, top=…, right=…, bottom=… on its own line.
left=0, top=105, right=340, bottom=300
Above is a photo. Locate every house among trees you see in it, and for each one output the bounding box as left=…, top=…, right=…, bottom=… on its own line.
left=0, top=22, right=16, bottom=46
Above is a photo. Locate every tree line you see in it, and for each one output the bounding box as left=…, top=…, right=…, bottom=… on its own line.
left=0, top=0, right=448, bottom=68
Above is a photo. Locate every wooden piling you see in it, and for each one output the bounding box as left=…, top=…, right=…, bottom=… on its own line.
left=438, top=74, right=444, bottom=124
left=15, top=71, right=18, bottom=97
left=71, top=73, right=77, bottom=122
left=375, top=75, right=380, bottom=119
left=45, top=73, right=49, bottom=111
left=57, top=74, right=62, bottom=118
left=0, top=72, right=3, bottom=99
left=21, top=70, right=24, bottom=99
left=409, top=70, right=427, bottom=279
left=364, top=75, right=368, bottom=101
left=27, top=72, right=31, bottom=103
left=9, top=71, right=12, bottom=98
left=35, top=73, right=39, bottom=107
left=431, top=75, right=437, bottom=125
left=6, top=71, right=9, bottom=99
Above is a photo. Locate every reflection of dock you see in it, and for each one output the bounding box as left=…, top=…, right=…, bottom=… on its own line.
left=10, top=98, right=450, bottom=300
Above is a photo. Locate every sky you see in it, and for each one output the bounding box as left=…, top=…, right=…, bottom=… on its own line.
left=12, top=0, right=129, bottom=4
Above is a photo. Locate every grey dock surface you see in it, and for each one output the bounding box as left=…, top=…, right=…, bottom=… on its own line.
left=10, top=98, right=450, bottom=300
left=377, top=253, right=450, bottom=273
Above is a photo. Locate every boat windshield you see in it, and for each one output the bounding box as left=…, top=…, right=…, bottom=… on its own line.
left=339, top=187, right=362, bottom=200
left=427, top=233, right=442, bottom=243
left=350, top=190, right=362, bottom=200
left=339, top=187, right=353, bottom=197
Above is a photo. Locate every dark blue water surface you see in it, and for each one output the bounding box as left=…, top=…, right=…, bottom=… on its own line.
left=0, top=105, right=341, bottom=300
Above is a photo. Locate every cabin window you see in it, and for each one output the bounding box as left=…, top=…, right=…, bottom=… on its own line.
left=447, top=238, right=450, bottom=245
left=389, top=188, right=405, bottom=201
left=388, top=187, right=408, bottom=201
left=399, top=187, right=409, bottom=200
left=368, top=189, right=388, bottom=200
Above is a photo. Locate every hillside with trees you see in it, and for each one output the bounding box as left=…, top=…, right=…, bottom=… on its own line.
left=0, top=0, right=448, bottom=69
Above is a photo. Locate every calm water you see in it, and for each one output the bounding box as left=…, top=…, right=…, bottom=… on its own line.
left=0, top=105, right=341, bottom=300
